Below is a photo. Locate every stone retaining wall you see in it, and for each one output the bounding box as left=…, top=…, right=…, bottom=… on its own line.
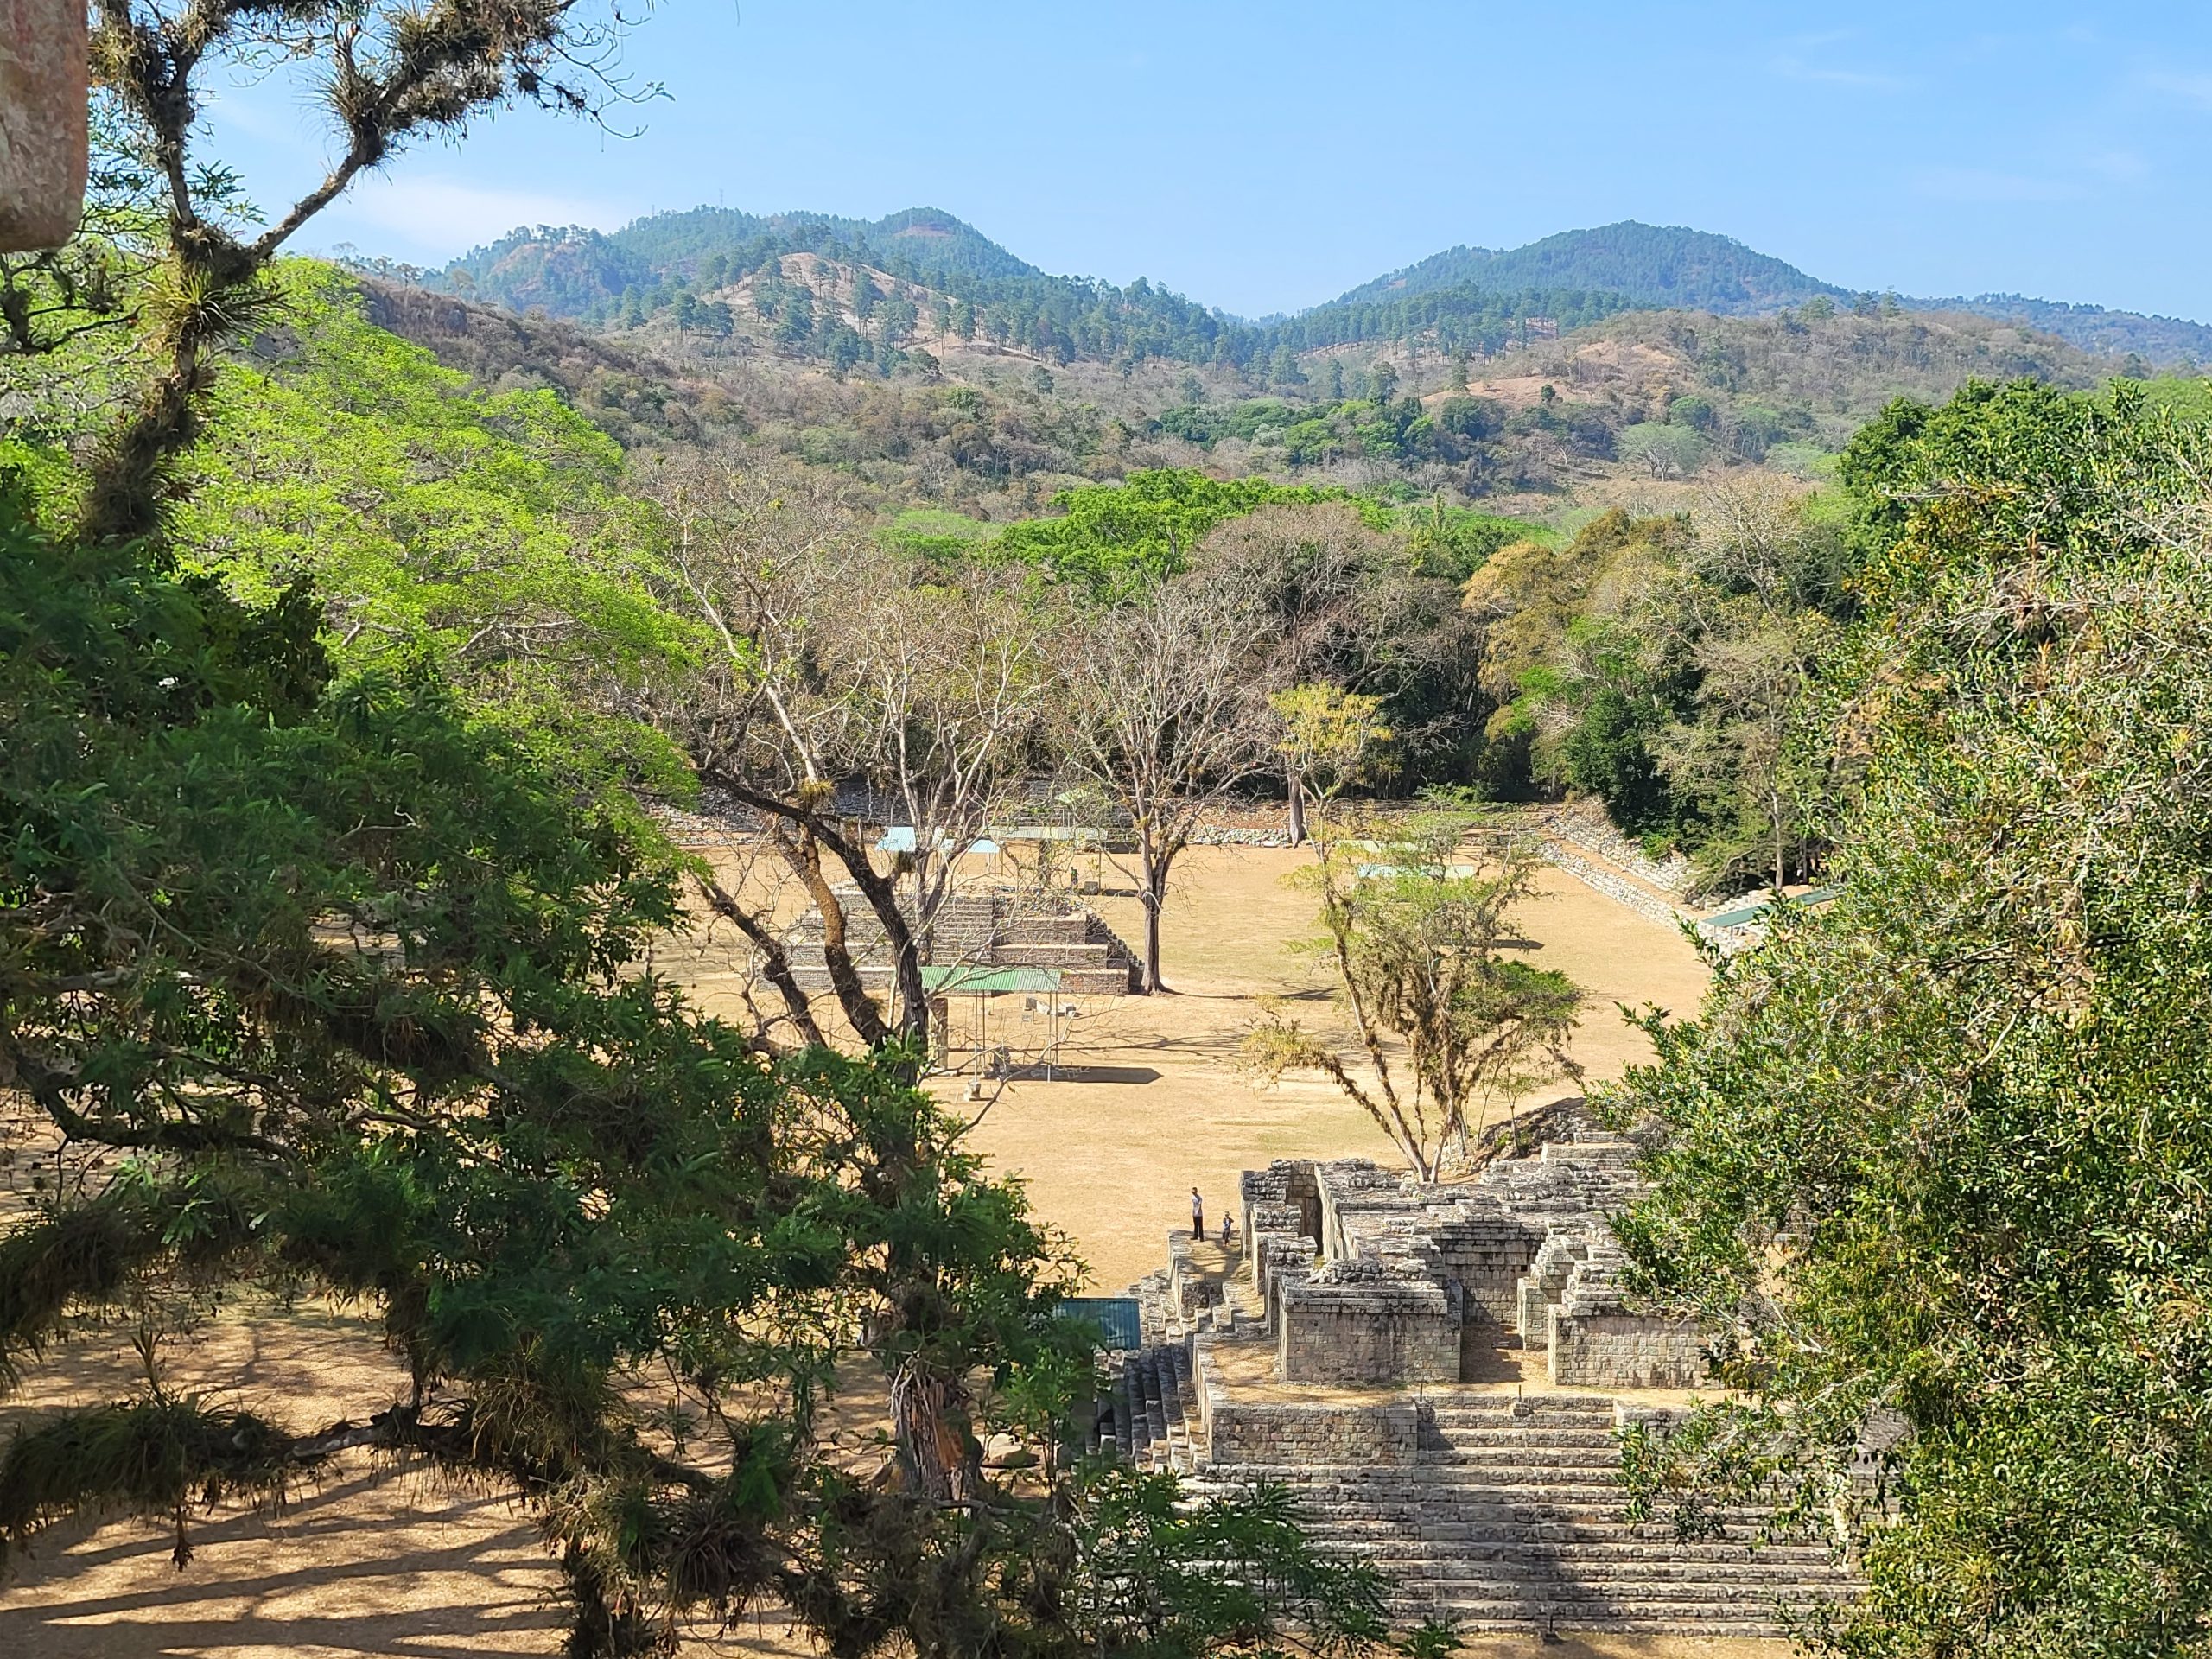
left=1549, top=1310, right=1710, bottom=1389
left=1197, top=1340, right=1420, bottom=1465
left=1542, top=843, right=1695, bottom=933
left=1538, top=804, right=1696, bottom=896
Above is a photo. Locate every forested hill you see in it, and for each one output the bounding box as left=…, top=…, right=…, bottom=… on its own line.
left=1332, top=222, right=1847, bottom=315
left=429, top=206, right=2212, bottom=370
left=444, top=205, right=1046, bottom=315
left=438, top=206, right=1264, bottom=366
left=1924, top=293, right=2212, bottom=366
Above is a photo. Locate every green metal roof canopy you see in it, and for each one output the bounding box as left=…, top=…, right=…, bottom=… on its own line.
left=920, top=964, right=1065, bottom=995
left=1702, top=887, right=1842, bottom=931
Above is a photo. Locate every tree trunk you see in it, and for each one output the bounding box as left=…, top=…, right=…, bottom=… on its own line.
left=699, top=770, right=928, bottom=1052
left=890, top=1363, right=979, bottom=1503
left=561, top=1540, right=659, bottom=1657
left=834, top=852, right=931, bottom=1052
left=783, top=826, right=890, bottom=1048
left=86, top=314, right=213, bottom=543
left=1140, top=845, right=1173, bottom=994
left=696, top=874, right=828, bottom=1052
left=1772, top=790, right=1787, bottom=893
left=1286, top=760, right=1306, bottom=847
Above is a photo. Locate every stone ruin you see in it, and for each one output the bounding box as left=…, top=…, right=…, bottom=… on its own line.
left=1240, top=1141, right=1708, bottom=1391
left=1096, top=1122, right=1863, bottom=1635
left=785, top=884, right=1141, bottom=995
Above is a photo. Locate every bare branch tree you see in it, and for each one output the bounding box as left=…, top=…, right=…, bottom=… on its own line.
left=817, top=562, right=1052, bottom=953
left=640, top=461, right=912, bottom=1046
left=1197, top=503, right=1388, bottom=842
left=1055, top=568, right=1274, bottom=993
left=642, top=462, right=1052, bottom=1052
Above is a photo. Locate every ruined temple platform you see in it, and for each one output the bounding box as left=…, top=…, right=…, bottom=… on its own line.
left=1096, top=1134, right=1863, bottom=1637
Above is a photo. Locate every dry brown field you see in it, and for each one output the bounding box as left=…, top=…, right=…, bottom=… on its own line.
left=940, top=844, right=1711, bottom=1291
left=0, top=842, right=1763, bottom=1659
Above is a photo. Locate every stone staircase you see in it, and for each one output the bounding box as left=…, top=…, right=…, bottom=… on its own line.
left=1096, top=1340, right=1203, bottom=1471
left=1101, top=1256, right=1859, bottom=1637
left=1191, top=1395, right=1858, bottom=1634
left=786, top=886, right=1141, bottom=994
left=1093, top=1251, right=1233, bottom=1468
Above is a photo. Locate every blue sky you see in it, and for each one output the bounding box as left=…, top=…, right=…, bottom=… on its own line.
left=208, top=2, right=2212, bottom=321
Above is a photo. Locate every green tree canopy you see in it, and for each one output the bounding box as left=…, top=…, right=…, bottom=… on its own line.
left=992, top=467, right=1380, bottom=597
left=171, top=264, right=700, bottom=778
left=1606, top=379, right=2212, bottom=1657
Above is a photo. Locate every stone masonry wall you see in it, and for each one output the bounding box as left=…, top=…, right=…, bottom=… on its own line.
left=1548, top=1309, right=1710, bottom=1389
left=1279, top=1278, right=1458, bottom=1384
left=1542, top=843, right=1692, bottom=932
left=1205, top=1395, right=1420, bottom=1464
left=1198, top=1342, right=1418, bottom=1465
left=1538, top=802, right=1696, bottom=896
left=1431, top=1214, right=1547, bottom=1326
left=1516, top=1231, right=1592, bottom=1342
left=1166, top=1231, right=1210, bottom=1321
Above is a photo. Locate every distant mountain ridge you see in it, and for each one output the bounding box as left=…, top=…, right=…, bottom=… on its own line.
left=1923, top=293, right=2206, bottom=365
left=434, top=210, right=2212, bottom=368
left=442, top=205, right=1046, bottom=317
left=1334, top=223, right=1849, bottom=315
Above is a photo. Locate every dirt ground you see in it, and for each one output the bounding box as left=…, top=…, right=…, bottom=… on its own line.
left=948, top=844, right=1710, bottom=1290
left=0, top=842, right=1746, bottom=1659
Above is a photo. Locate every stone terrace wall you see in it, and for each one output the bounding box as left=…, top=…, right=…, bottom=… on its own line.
left=1278, top=1268, right=1458, bottom=1385
left=1550, top=1311, right=1709, bottom=1389
left=1541, top=843, right=1692, bottom=932
left=1547, top=1253, right=1708, bottom=1389
left=1537, top=802, right=1696, bottom=897
left=1197, top=1341, right=1419, bottom=1465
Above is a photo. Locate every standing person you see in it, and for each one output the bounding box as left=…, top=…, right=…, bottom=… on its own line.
left=1190, top=1185, right=1204, bottom=1240
left=1221, top=1211, right=1235, bottom=1249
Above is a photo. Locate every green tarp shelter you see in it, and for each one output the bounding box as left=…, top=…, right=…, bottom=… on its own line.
left=921, top=964, right=1063, bottom=995
left=923, top=964, right=1071, bottom=1078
